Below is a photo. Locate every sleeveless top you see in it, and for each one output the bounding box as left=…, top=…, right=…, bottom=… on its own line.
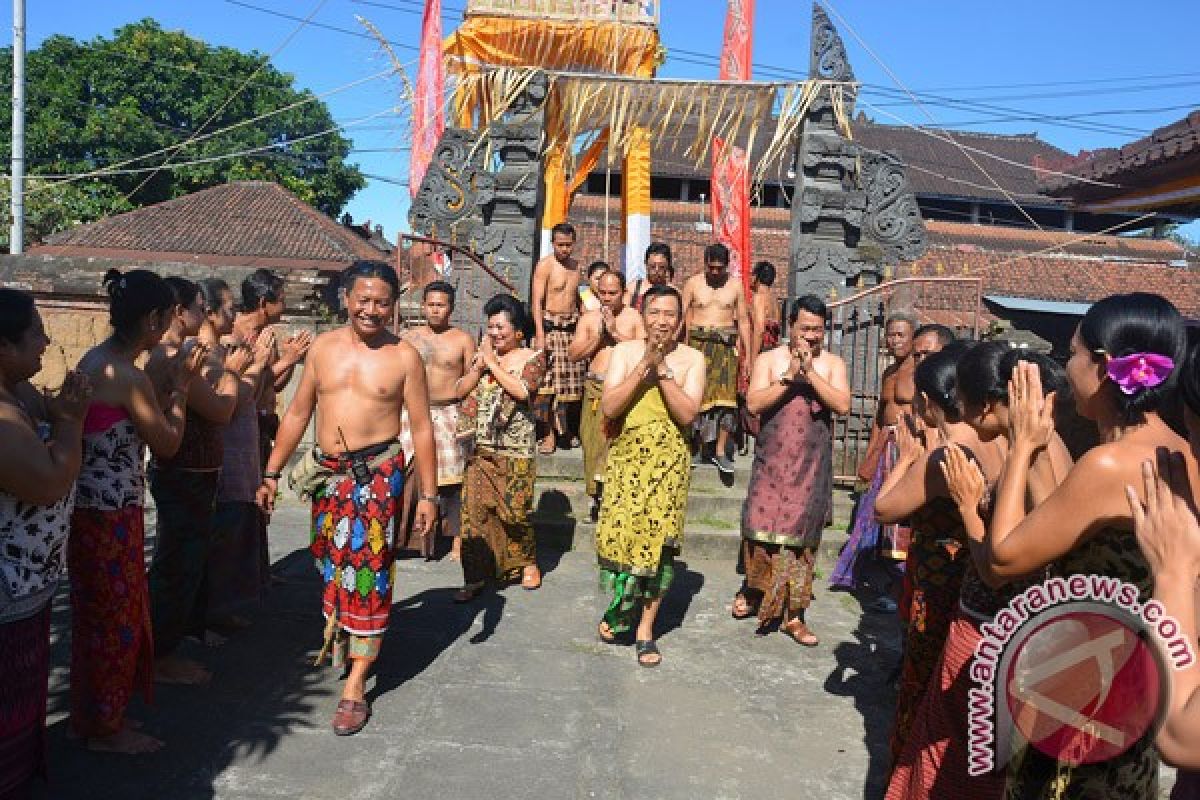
left=76, top=403, right=145, bottom=511
left=459, top=351, right=547, bottom=459
left=156, top=408, right=223, bottom=471
left=0, top=417, right=75, bottom=622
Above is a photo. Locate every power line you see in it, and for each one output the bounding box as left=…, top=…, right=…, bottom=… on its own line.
left=224, top=0, right=419, bottom=51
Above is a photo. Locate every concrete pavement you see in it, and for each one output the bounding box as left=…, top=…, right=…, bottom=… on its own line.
left=36, top=497, right=906, bottom=800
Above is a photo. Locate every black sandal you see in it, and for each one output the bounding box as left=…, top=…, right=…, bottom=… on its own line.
left=635, top=639, right=662, bottom=668
left=453, top=584, right=484, bottom=604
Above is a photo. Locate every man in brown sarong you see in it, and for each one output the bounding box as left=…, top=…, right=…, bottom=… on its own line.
left=681, top=243, right=750, bottom=475
left=733, top=294, right=849, bottom=646
left=568, top=268, right=645, bottom=520
left=398, top=281, right=476, bottom=560
left=531, top=222, right=585, bottom=454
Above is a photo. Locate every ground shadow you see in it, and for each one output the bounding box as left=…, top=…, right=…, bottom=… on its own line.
left=823, top=607, right=902, bottom=800
left=369, top=585, right=506, bottom=701
left=655, top=559, right=706, bottom=638
left=35, top=547, right=334, bottom=800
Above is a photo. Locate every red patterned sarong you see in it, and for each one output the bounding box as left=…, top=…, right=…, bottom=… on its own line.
left=67, top=506, right=154, bottom=738
left=0, top=606, right=51, bottom=797
left=885, top=611, right=1005, bottom=800
left=310, top=447, right=406, bottom=637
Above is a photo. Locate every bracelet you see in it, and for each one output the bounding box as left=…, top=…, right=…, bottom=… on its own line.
left=263, top=471, right=282, bottom=480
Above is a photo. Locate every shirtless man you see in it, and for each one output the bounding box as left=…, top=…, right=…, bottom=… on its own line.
left=739, top=260, right=783, bottom=451
left=625, top=242, right=675, bottom=312
left=257, top=262, right=436, bottom=737
left=531, top=222, right=586, bottom=454
left=400, top=281, right=475, bottom=560
left=568, top=269, right=646, bottom=519
left=681, top=243, right=751, bottom=474
left=858, top=312, right=919, bottom=483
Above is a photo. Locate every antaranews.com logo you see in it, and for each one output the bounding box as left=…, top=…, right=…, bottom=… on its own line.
left=966, top=574, right=1194, bottom=776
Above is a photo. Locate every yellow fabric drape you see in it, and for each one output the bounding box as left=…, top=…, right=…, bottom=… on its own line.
left=444, top=18, right=661, bottom=78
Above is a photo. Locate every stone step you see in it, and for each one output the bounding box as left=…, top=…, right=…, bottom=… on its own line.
left=532, top=511, right=850, bottom=563
left=533, top=480, right=859, bottom=529
left=537, top=449, right=754, bottom=491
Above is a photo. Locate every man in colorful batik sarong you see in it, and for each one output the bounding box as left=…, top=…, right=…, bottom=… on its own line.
left=681, top=243, right=750, bottom=475
left=596, top=285, right=705, bottom=667
left=398, top=281, right=476, bottom=560
left=734, top=295, right=849, bottom=646
left=258, top=262, right=437, bottom=737
left=830, top=311, right=924, bottom=609
left=531, top=222, right=585, bottom=454
left=568, top=268, right=645, bottom=520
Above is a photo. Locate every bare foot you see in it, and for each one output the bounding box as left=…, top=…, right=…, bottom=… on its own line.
left=87, top=727, right=164, bottom=754
left=154, top=654, right=212, bottom=685
left=68, top=717, right=141, bottom=741
left=449, top=537, right=461, bottom=562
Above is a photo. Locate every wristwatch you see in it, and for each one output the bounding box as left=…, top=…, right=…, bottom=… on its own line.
left=419, top=493, right=441, bottom=506
left=657, top=366, right=675, bottom=382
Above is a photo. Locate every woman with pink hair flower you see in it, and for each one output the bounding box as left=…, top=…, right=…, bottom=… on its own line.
left=940, top=292, right=1195, bottom=799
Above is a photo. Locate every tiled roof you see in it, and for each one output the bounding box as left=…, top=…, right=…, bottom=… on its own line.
left=38, top=181, right=387, bottom=267
left=1040, top=110, right=1200, bottom=193
left=641, top=116, right=1069, bottom=204
left=923, top=219, right=1184, bottom=260
left=904, top=249, right=1200, bottom=318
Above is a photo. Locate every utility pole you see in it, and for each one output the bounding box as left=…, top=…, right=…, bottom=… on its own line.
left=9, top=0, right=25, bottom=254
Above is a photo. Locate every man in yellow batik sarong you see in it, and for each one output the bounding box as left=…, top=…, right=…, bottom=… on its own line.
left=594, top=285, right=705, bottom=668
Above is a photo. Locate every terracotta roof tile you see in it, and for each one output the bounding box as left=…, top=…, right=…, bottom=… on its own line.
left=37, top=181, right=386, bottom=266
left=1040, top=110, right=1200, bottom=192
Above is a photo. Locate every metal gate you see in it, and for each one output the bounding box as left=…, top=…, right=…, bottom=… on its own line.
left=788, top=277, right=984, bottom=484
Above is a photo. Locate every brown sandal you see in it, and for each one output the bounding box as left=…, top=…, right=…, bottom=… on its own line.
left=332, top=699, right=371, bottom=736
left=782, top=619, right=819, bottom=647
left=731, top=593, right=758, bottom=620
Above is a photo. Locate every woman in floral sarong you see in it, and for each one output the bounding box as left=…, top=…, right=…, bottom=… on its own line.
left=455, top=294, right=547, bottom=600
left=70, top=269, right=205, bottom=754
left=0, top=290, right=90, bottom=797
left=874, top=344, right=1002, bottom=770
left=944, top=294, right=1185, bottom=800
left=887, top=343, right=1071, bottom=800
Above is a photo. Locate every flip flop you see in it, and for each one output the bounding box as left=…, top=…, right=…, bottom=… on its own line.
left=635, top=639, right=662, bottom=668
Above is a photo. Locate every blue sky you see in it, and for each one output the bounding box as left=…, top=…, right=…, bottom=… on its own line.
left=7, top=1, right=1200, bottom=240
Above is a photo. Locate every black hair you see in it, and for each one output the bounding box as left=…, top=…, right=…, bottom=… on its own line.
left=240, top=268, right=285, bottom=312
left=704, top=242, right=730, bottom=266
left=342, top=260, right=400, bottom=298
left=641, top=284, right=683, bottom=313
left=102, top=268, right=175, bottom=338
left=644, top=242, right=673, bottom=272
left=1077, top=292, right=1186, bottom=421
left=199, top=278, right=230, bottom=314
left=483, top=293, right=534, bottom=341
left=423, top=280, right=456, bottom=308
left=956, top=340, right=1013, bottom=408
left=915, top=341, right=971, bottom=421
left=164, top=276, right=201, bottom=309
left=1180, top=340, right=1200, bottom=419
left=587, top=261, right=610, bottom=280
left=913, top=323, right=956, bottom=347
left=550, top=222, right=576, bottom=240
left=788, top=294, right=828, bottom=323
left=998, top=348, right=1069, bottom=402
left=0, top=288, right=36, bottom=345
left=595, top=268, right=626, bottom=291
left=752, top=261, right=776, bottom=288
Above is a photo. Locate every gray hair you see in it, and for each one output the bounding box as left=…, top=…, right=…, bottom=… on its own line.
left=885, top=310, right=918, bottom=331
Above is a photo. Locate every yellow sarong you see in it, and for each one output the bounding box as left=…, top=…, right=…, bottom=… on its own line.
left=595, top=384, right=690, bottom=577
left=579, top=376, right=607, bottom=498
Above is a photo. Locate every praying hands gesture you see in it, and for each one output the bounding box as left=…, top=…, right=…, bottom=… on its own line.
left=278, top=329, right=314, bottom=368
left=785, top=337, right=813, bottom=382
left=169, top=340, right=209, bottom=394
left=478, top=335, right=500, bottom=372
left=47, top=370, right=92, bottom=424
left=894, top=413, right=926, bottom=467
left=639, top=332, right=669, bottom=382
left=941, top=443, right=987, bottom=522
left=1007, top=361, right=1056, bottom=456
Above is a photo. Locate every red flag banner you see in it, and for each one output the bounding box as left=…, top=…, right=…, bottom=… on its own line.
left=711, top=139, right=750, bottom=287
left=712, top=0, right=754, bottom=293
left=410, top=0, right=445, bottom=198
